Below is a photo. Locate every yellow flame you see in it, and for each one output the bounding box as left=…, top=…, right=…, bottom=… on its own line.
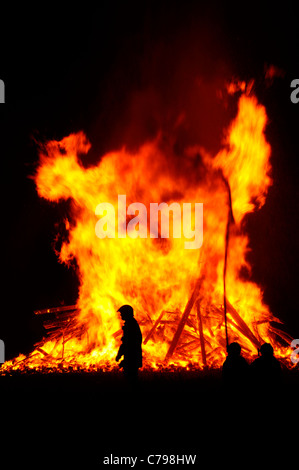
left=1, top=89, right=293, bottom=373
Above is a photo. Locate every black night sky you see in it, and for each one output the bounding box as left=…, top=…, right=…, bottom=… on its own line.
left=1, top=1, right=299, bottom=361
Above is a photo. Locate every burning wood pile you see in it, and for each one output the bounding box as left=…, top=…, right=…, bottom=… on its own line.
left=1, top=83, right=293, bottom=374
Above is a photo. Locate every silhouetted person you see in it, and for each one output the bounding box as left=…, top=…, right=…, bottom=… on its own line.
left=222, top=342, right=249, bottom=385
left=116, top=305, right=142, bottom=383
left=250, top=343, right=281, bottom=385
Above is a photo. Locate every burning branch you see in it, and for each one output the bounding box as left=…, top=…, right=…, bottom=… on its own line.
left=164, top=276, right=204, bottom=363
left=222, top=176, right=235, bottom=350
left=226, top=300, right=261, bottom=350
left=196, top=300, right=207, bottom=369
left=143, top=310, right=167, bottom=345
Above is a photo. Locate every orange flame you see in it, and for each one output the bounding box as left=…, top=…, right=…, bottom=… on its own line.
left=2, top=88, right=293, bottom=373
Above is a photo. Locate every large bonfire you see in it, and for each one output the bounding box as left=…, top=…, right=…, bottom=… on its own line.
left=2, top=82, right=292, bottom=373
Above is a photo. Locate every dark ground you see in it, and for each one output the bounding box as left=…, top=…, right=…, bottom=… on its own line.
left=1, top=369, right=298, bottom=467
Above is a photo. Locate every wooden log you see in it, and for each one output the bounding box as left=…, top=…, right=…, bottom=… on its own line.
left=112, top=329, right=123, bottom=338
left=164, top=276, right=203, bottom=363
left=42, top=310, right=77, bottom=327
left=267, top=325, right=293, bottom=345
left=186, top=317, right=197, bottom=331
left=221, top=173, right=235, bottom=350
left=176, top=339, right=200, bottom=352
left=34, top=305, right=78, bottom=315
left=226, top=300, right=261, bottom=350
left=36, top=347, right=52, bottom=358
left=143, top=310, right=166, bottom=345
left=180, top=331, right=201, bottom=341
left=61, top=330, right=65, bottom=359
left=159, top=320, right=178, bottom=324
left=196, top=300, right=207, bottom=368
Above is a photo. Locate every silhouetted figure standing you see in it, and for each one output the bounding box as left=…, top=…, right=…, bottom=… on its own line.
left=116, top=305, right=142, bottom=383
left=250, top=343, right=281, bottom=385
left=222, top=342, right=249, bottom=385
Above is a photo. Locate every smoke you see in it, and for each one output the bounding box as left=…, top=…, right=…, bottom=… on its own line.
left=87, top=4, right=238, bottom=171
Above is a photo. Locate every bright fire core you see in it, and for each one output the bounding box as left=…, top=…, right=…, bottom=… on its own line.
left=2, top=87, right=293, bottom=372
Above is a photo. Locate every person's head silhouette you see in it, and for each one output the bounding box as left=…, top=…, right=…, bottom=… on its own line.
left=259, top=343, right=274, bottom=358
left=117, top=304, right=134, bottom=321
left=227, top=342, right=241, bottom=357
